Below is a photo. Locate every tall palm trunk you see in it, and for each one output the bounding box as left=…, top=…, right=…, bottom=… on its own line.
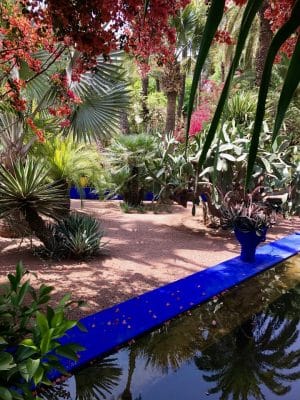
left=255, top=0, right=273, bottom=86
left=161, top=62, right=182, bottom=135
left=165, top=91, right=177, bottom=134
left=155, top=78, right=161, bottom=92
left=141, top=75, right=149, bottom=123
left=177, top=48, right=188, bottom=120
left=120, top=347, right=138, bottom=400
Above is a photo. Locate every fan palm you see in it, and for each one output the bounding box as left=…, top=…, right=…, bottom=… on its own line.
left=0, top=51, right=130, bottom=165
left=106, top=134, right=157, bottom=206
left=0, top=159, right=67, bottom=247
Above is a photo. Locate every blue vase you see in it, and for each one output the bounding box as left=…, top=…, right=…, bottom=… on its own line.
left=234, top=227, right=267, bottom=263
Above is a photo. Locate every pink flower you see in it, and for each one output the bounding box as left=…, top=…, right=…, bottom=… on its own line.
left=189, top=104, right=211, bottom=136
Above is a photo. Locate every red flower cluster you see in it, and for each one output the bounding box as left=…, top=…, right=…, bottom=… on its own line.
left=26, top=118, right=45, bottom=142
left=189, top=104, right=211, bottom=136
left=214, top=30, right=234, bottom=45
left=264, top=0, right=298, bottom=59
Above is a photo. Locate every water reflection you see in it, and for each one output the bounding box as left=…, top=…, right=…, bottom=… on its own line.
left=44, top=255, right=300, bottom=400
left=195, top=313, right=300, bottom=399
left=43, top=357, right=122, bottom=400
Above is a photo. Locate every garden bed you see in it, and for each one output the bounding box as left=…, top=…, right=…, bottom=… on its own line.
left=1, top=200, right=299, bottom=320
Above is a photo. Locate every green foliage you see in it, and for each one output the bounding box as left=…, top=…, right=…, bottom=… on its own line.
left=0, top=262, right=84, bottom=400
left=186, top=0, right=300, bottom=188
left=105, top=134, right=157, bottom=205
left=223, top=91, right=256, bottom=125
left=41, top=212, right=105, bottom=260
left=0, top=159, right=67, bottom=220
left=145, top=132, right=194, bottom=201
left=33, top=136, right=105, bottom=189
left=120, top=202, right=145, bottom=214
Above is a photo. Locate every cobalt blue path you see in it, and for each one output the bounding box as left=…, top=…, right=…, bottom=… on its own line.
left=54, top=232, right=300, bottom=379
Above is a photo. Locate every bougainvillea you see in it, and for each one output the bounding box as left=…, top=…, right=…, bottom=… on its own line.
left=264, top=0, right=298, bottom=58
left=0, top=0, right=298, bottom=115
left=0, top=0, right=190, bottom=107
left=189, top=103, right=211, bottom=136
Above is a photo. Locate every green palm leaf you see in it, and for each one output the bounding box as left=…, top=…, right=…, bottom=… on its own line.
left=185, top=0, right=225, bottom=149
left=246, top=0, right=300, bottom=187
left=195, top=0, right=263, bottom=169
left=272, top=38, right=300, bottom=142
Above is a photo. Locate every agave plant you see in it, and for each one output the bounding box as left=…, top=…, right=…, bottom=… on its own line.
left=220, top=201, right=270, bottom=236
left=0, top=159, right=67, bottom=247
left=50, top=212, right=105, bottom=260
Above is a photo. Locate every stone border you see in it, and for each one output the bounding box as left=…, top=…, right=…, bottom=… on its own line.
left=51, top=232, right=300, bottom=380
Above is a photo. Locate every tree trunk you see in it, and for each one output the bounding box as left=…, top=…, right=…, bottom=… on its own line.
left=123, top=166, right=143, bottom=207
left=165, top=91, right=177, bottom=134
left=120, top=110, right=130, bottom=134
left=155, top=78, right=160, bottom=92
left=141, top=75, right=149, bottom=123
left=24, top=207, right=53, bottom=249
left=255, top=0, right=273, bottom=86
left=177, top=74, right=186, bottom=120
left=177, top=47, right=187, bottom=120
left=120, top=347, right=137, bottom=400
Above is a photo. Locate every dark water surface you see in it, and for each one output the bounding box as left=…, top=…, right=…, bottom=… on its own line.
left=44, top=255, right=300, bottom=400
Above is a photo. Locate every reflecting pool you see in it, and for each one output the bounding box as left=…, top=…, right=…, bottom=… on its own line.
left=43, top=254, right=300, bottom=400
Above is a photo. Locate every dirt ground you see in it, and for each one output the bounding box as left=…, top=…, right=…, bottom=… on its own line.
left=1, top=200, right=299, bottom=319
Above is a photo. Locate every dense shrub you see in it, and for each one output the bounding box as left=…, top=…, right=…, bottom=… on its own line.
left=40, top=212, right=105, bottom=260
left=0, top=262, right=84, bottom=400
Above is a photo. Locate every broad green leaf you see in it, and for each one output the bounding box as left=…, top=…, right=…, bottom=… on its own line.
left=0, top=387, right=12, bottom=400
left=185, top=0, right=225, bottom=148
left=0, top=352, right=15, bottom=371
left=33, top=365, right=44, bottom=386
left=272, top=38, right=300, bottom=142
left=39, top=329, right=52, bottom=355
left=0, top=337, right=7, bottom=345
left=196, top=0, right=263, bottom=170
left=246, top=0, right=300, bottom=187
left=36, top=311, right=49, bottom=335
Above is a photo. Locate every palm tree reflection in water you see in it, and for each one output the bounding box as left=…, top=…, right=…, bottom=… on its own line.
left=195, top=312, right=300, bottom=400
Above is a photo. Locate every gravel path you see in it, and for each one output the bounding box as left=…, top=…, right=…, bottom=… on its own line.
left=1, top=200, right=299, bottom=319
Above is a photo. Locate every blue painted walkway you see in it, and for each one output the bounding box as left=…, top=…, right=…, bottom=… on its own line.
left=54, top=232, right=300, bottom=379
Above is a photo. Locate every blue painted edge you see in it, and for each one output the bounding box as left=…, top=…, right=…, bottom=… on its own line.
left=50, top=232, right=300, bottom=380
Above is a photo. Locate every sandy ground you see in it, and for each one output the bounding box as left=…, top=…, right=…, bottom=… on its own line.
left=1, top=200, right=299, bottom=319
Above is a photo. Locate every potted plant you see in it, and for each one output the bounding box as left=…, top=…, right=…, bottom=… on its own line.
left=221, top=202, right=271, bottom=262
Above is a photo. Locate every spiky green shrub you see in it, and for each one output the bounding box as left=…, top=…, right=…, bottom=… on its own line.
left=46, top=213, right=105, bottom=260
left=223, top=91, right=256, bottom=125
left=0, top=159, right=68, bottom=247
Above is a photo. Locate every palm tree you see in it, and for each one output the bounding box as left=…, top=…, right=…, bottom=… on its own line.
left=0, top=51, right=130, bottom=165
left=74, top=357, right=122, bottom=400
left=106, top=134, right=157, bottom=207
left=34, top=135, right=105, bottom=210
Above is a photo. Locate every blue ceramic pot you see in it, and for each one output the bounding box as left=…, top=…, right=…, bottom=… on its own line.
left=234, top=227, right=267, bottom=263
